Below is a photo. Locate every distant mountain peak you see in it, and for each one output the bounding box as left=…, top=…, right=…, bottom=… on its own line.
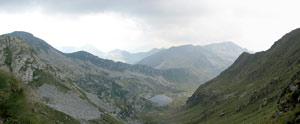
left=204, top=41, right=238, bottom=47
left=168, top=44, right=196, bottom=50
left=137, top=42, right=248, bottom=84
left=109, top=49, right=129, bottom=54
left=174, top=44, right=194, bottom=48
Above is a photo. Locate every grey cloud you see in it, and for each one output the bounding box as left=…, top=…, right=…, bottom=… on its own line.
left=0, top=0, right=215, bottom=42
left=0, top=0, right=35, bottom=12
left=3, top=0, right=287, bottom=51
left=0, top=0, right=209, bottom=27
left=0, top=0, right=208, bottom=17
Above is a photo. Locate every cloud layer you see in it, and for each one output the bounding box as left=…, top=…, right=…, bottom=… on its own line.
left=1, top=0, right=300, bottom=52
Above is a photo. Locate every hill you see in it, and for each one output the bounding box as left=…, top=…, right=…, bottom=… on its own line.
left=170, top=28, right=300, bottom=124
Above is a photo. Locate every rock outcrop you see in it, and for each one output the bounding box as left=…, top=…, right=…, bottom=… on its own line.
left=272, top=71, right=300, bottom=123
left=0, top=36, right=107, bottom=123
left=0, top=36, right=45, bottom=84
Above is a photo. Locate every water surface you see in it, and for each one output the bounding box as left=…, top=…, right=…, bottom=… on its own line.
left=149, top=94, right=173, bottom=106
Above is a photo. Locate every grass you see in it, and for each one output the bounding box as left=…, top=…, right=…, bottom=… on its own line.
left=267, top=104, right=300, bottom=124
left=29, top=69, right=70, bottom=93
left=3, top=47, right=12, bottom=71
left=0, top=69, right=80, bottom=124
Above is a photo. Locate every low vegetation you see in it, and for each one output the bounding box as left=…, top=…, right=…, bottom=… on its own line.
left=30, top=69, right=70, bottom=93
left=0, top=69, right=80, bottom=124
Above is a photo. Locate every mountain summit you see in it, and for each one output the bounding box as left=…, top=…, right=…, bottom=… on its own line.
left=137, top=42, right=249, bottom=83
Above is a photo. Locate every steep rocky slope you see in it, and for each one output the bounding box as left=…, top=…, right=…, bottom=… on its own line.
left=171, top=28, right=300, bottom=124
left=0, top=36, right=123, bottom=123
left=137, top=42, right=248, bottom=83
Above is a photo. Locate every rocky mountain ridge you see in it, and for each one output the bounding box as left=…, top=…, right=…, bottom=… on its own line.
left=0, top=36, right=108, bottom=123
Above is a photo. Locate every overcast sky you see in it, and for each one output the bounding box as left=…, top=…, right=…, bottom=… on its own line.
left=0, top=0, right=300, bottom=53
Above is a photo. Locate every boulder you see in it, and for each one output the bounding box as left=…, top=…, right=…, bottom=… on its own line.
left=219, top=112, right=225, bottom=117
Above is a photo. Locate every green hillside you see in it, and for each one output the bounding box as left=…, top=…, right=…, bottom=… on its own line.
left=170, top=28, right=300, bottom=124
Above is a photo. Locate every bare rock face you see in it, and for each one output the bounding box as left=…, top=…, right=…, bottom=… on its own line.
left=37, top=84, right=102, bottom=120
left=0, top=36, right=45, bottom=84
left=86, top=92, right=120, bottom=114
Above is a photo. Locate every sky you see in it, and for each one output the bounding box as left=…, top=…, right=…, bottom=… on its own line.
left=0, top=0, right=300, bottom=53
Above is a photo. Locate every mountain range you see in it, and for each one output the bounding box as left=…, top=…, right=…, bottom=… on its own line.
left=137, top=42, right=248, bottom=83
left=0, top=31, right=263, bottom=124
left=61, top=38, right=249, bottom=85
left=60, top=45, right=164, bottom=64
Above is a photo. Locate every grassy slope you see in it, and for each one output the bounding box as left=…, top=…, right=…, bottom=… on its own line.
left=169, top=28, right=300, bottom=124
left=0, top=69, right=81, bottom=124
left=266, top=71, right=300, bottom=124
